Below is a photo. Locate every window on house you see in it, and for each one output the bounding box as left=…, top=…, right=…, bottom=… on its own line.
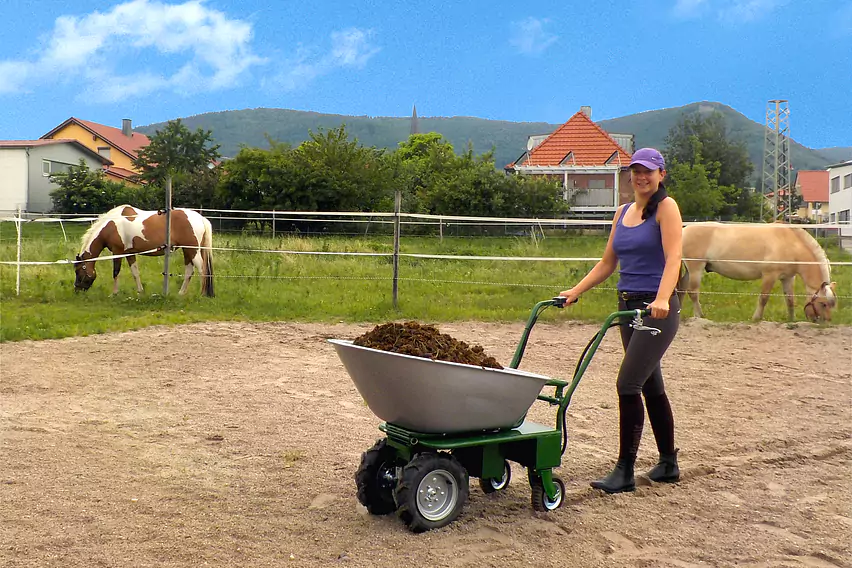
left=52, top=162, right=72, bottom=175
left=840, top=210, right=850, bottom=223
left=42, top=160, right=51, bottom=176
left=830, top=176, right=840, bottom=193
left=98, top=146, right=111, bottom=159
left=830, top=213, right=836, bottom=223
left=844, top=173, right=852, bottom=189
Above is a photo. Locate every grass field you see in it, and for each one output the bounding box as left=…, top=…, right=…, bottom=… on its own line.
left=1, top=220, right=849, bottom=342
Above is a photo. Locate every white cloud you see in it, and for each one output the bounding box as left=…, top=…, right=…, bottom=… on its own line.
left=0, top=61, right=31, bottom=94
left=331, top=29, right=380, bottom=68
left=719, top=0, right=786, bottom=23
left=672, top=0, right=709, bottom=19
left=672, top=0, right=787, bottom=23
left=509, top=17, right=558, bottom=55
left=273, top=28, right=380, bottom=91
left=0, top=0, right=265, bottom=101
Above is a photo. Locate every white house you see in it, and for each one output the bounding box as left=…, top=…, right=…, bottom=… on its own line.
left=0, top=139, right=112, bottom=215
left=827, top=159, right=852, bottom=239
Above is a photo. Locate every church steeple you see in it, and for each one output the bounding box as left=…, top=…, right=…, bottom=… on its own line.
left=410, top=105, right=419, bottom=135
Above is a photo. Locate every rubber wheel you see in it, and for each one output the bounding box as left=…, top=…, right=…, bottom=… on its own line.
left=530, top=475, right=565, bottom=512
left=479, top=460, right=512, bottom=494
left=395, top=452, right=469, bottom=532
left=355, top=439, right=400, bottom=515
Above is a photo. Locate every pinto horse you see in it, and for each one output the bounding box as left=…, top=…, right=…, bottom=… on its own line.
left=678, top=222, right=836, bottom=322
left=75, top=205, right=214, bottom=297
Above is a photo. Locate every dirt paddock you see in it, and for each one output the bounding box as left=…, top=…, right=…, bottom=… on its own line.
left=1, top=319, right=850, bottom=568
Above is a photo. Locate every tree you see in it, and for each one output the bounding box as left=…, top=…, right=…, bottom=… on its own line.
left=292, top=125, right=394, bottom=212
left=665, top=112, right=755, bottom=219
left=133, top=119, right=221, bottom=188
left=49, top=160, right=158, bottom=213
left=217, top=145, right=302, bottom=211
left=393, top=135, right=565, bottom=219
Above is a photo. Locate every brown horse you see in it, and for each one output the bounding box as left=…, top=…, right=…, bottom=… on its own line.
left=75, top=205, right=214, bottom=297
left=678, top=222, right=836, bottom=322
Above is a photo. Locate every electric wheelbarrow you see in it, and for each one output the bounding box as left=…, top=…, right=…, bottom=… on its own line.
left=329, top=299, right=653, bottom=532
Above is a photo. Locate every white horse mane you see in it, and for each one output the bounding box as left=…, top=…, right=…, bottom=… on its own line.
left=792, top=227, right=831, bottom=281
left=80, top=205, right=138, bottom=253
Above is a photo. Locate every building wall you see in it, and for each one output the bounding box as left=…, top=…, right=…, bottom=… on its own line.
left=795, top=201, right=828, bottom=222
left=0, top=149, right=29, bottom=214
left=828, top=163, right=852, bottom=237
left=28, top=145, right=107, bottom=213
left=50, top=123, right=138, bottom=172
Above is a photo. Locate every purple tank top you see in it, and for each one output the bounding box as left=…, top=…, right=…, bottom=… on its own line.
left=612, top=204, right=665, bottom=293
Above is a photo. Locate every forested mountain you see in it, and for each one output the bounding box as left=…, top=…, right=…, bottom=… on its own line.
left=137, top=102, right=845, bottom=181
left=814, top=147, right=852, bottom=164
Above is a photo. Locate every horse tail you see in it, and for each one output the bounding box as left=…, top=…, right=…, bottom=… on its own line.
left=676, top=262, right=689, bottom=305
left=200, top=216, right=215, bottom=298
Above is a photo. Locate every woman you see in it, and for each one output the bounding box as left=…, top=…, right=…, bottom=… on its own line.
left=559, top=147, right=683, bottom=494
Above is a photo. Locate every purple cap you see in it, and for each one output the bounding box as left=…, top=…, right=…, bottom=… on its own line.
left=629, top=147, right=665, bottom=170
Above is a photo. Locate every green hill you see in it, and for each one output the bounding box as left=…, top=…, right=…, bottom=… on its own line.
left=814, top=147, right=852, bottom=164
left=137, top=102, right=840, bottom=182
left=137, top=108, right=556, bottom=170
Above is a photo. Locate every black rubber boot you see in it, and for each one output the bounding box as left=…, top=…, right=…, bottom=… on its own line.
left=590, top=458, right=636, bottom=493
left=647, top=450, right=680, bottom=483
left=591, top=394, right=643, bottom=494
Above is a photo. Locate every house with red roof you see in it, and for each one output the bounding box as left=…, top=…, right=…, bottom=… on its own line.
left=793, top=170, right=829, bottom=222
left=827, top=159, right=852, bottom=240
left=41, top=117, right=150, bottom=185
left=504, top=107, right=634, bottom=214
left=0, top=139, right=113, bottom=214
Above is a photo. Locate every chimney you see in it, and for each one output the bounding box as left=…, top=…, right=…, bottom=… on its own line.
left=580, top=106, right=592, bottom=119
left=121, top=118, right=132, bottom=137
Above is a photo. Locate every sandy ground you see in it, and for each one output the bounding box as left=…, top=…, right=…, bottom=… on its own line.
left=1, top=317, right=850, bottom=568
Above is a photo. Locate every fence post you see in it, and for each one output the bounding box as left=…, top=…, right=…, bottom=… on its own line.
left=162, top=175, right=172, bottom=295
left=392, top=190, right=401, bottom=309
left=15, top=206, right=22, bottom=296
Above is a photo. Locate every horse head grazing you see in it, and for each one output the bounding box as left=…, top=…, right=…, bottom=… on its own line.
left=804, top=281, right=837, bottom=323
left=74, top=253, right=97, bottom=291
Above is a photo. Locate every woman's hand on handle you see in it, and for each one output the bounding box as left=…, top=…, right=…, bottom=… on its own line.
left=647, top=297, right=670, bottom=320
left=558, top=288, right=581, bottom=306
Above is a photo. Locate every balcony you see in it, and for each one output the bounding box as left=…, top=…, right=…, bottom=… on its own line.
left=566, top=187, right=616, bottom=207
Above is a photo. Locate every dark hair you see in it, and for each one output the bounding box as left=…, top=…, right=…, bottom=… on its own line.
left=642, top=182, right=668, bottom=220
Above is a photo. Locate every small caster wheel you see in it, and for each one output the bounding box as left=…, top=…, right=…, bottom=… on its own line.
left=530, top=474, right=565, bottom=512
left=479, top=459, right=511, bottom=494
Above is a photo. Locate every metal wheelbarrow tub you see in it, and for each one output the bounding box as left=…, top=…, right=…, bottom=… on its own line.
left=329, top=339, right=552, bottom=434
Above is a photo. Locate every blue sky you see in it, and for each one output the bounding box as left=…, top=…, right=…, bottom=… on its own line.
left=1, top=0, right=849, bottom=149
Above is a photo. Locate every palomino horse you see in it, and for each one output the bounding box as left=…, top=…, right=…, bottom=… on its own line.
left=678, top=222, right=836, bottom=322
left=75, top=205, right=214, bottom=297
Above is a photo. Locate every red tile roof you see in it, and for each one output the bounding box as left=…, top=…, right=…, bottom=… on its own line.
left=509, top=111, right=632, bottom=168
left=0, top=138, right=112, bottom=164
left=41, top=117, right=150, bottom=160
left=796, top=170, right=829, bottom=203
left=104, top=166, right=138, bottom=180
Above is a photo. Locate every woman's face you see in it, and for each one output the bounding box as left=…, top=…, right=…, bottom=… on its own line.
left=630, top=165, right=666, bottom=195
